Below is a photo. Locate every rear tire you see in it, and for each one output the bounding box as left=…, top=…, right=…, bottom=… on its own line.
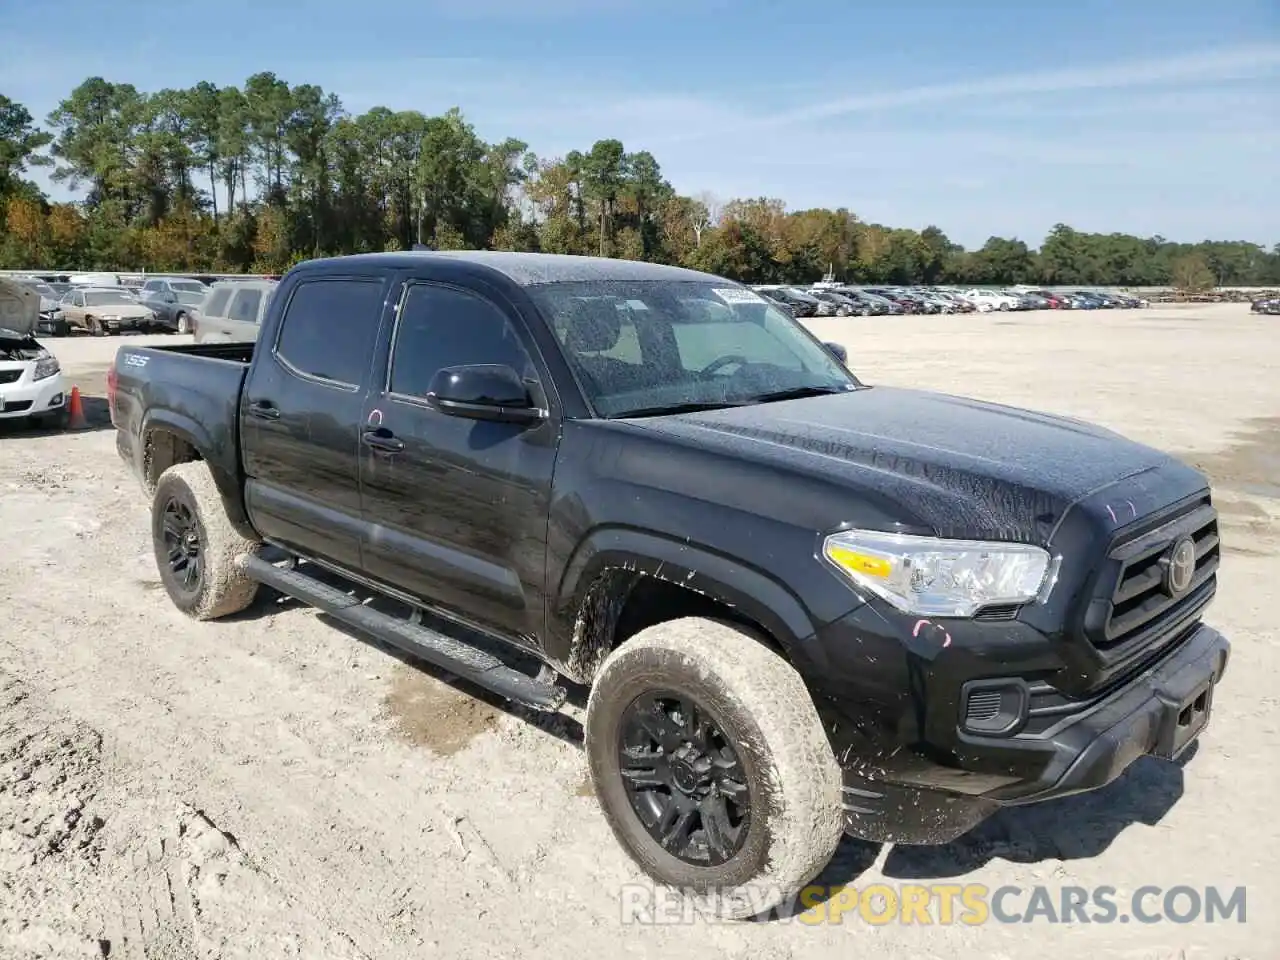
left=152, top=461, right=261, bottom=620
left=585, top=617, right=843, bottom=919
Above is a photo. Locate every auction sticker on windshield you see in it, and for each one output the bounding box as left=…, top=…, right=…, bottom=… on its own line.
left=712, top=287, right=765, bottom=304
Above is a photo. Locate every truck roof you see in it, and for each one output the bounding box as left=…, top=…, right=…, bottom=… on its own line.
left=297, top=251, right=725, bottom=287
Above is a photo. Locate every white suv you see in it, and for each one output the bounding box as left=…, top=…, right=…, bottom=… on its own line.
left=961, top=289, right=1021, bottom=312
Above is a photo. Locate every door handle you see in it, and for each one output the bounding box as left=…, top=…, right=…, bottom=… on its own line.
left=247, top=399, right=280, bottom=421
left=362, top=428, right=405, bottom=453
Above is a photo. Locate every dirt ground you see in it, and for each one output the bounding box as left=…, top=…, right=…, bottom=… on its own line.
left=1, top=304, right=1275, bottom=958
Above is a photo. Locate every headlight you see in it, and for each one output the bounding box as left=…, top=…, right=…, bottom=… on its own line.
left=33, top=351, right=61, bottom=381
left=822, top=529, right=1052, bottom=617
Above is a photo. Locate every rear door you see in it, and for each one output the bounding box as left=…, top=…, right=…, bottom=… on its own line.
left=62, top=291, right=86, bottom=330
left=240, top=272, right=393, bottom=572
left=356, top=275, right=560, bottom=645
left=194, top=286, right=232, bottom=343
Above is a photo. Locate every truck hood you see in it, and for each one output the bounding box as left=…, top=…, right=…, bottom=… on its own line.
left=0, top=277, right=39, bottom=338
left=626, top=385, right=1207, bottom=545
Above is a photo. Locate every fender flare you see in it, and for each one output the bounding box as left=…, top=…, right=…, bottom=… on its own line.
left=552, top=526, right=817, bottom=673
left=140, top=410, right=255, bottom=539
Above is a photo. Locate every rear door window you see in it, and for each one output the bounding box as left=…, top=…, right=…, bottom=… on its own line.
left=203, top=288, right=232, bottom=317
left=275, top=278, right=385, bottom=387
left=228, top=289, right=263, bottom=324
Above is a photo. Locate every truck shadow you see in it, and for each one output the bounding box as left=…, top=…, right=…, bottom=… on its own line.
left=0, top=394, right=112, bottom=437
left=234, top=559, right=587, bottom=748
left=878, top=748, right=1190, bottom=880
left=792, top=745, right=1193, bottom=918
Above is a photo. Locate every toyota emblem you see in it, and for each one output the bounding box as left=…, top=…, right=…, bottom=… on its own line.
left=1163, top=537, right=1197, bottom=596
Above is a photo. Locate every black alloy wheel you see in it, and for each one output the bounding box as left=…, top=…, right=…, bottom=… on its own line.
left=617, top=691, right=751, bottom=866
left=160, top=495, right=204, bottom=595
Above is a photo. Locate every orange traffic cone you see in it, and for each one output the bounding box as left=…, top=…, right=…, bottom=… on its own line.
left=67, top=386, right=88, bottom=430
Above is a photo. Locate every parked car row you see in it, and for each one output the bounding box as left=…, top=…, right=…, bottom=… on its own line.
left=751, top=283, right=1149, bottom=317
left=7, top=274, right=281, bottom=340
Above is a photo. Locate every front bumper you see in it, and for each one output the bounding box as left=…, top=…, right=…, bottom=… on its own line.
left=0, top=369, right=67, bottom=420
left=98, top=315, right=153, bottom=332
left=831, top=623, right=1229, bottom=845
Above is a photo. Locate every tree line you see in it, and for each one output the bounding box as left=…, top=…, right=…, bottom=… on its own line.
left=1, top=77, right=1277, bottom=289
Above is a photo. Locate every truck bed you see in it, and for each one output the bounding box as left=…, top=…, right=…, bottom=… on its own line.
left=111, top=340, right=256, bottom=502
left=140, top=341, right=257, bottom=364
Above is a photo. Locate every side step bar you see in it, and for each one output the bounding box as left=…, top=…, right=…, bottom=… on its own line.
left=240, top=555, right=566, bottom=711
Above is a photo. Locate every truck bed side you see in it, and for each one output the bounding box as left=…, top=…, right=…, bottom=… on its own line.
left=112, top=341, right=256, bottom=534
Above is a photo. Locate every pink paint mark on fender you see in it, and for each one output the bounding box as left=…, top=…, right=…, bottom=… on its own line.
left=912, top=619, right=932, bottom=638
left=1105, top=504, right=1117, bottom=524
left=1125, top=499, right=1137, bottom=518
left=941, top=632, right=952, bottom=648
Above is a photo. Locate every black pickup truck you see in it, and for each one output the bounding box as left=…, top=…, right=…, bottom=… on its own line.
left=110, top=252, right=1230, bottom=917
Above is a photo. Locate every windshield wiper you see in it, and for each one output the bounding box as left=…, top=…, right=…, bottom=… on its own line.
left=617, top=386, right=850, bottom=418
left=616, top=400, right=747, bottom=418
left=749, top=385, right=851, bottom=404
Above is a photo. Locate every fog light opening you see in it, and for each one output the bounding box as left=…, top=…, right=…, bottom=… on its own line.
left=959, top=678, right=1030, bottom=736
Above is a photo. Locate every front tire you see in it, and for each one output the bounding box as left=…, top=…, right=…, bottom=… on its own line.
left=87, top=316, right=104, bottom=337
left=176, top=312, right=191, bottom=335
left=585, top=618, right=844, bottom=919
left=152, top=462, right=261, bottom=620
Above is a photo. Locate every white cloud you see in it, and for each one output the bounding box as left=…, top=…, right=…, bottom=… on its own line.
left=644, top=42, right=1280, bottom=143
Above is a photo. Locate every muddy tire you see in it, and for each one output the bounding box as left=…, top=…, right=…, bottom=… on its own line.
left=585, top=617, right=843, bottom=919
left=87, top=316, right=104, bottom=337
left=152, top=461, right=260, bottom=620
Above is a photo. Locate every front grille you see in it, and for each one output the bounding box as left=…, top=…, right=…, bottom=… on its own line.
left=1092, top=494, right=1219, bottom=653
left=1024, top=622, right=1200, bottom=735
left=1, top=400, right=33, bottom=412
left=0, top=369, right=22, bottom=385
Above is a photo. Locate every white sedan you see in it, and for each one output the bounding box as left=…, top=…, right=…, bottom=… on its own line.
left=0, top=278, right=70, bottom=429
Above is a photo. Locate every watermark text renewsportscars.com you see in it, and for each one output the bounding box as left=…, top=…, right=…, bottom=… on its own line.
left=620, top=882, right=1247, bottom=925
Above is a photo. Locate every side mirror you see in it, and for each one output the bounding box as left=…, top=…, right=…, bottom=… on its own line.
left=823, top=341, right=848, bottom=363
left=425, top=364, right=545, bottom=425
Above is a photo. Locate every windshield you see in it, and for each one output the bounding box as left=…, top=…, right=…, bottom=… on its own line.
left=174, top=291, right=204, bottom=305
left=171, top=281, right=207, bottom=294
left=84, top=291, right=133, bottom=306
left=529, top=280, right=858, bottom=418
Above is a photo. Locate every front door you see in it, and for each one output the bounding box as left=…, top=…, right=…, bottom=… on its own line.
left=357, top=279, right=559, bottom=645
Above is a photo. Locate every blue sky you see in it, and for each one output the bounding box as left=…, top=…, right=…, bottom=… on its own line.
left=1, top=0, right=1277, bottom=249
